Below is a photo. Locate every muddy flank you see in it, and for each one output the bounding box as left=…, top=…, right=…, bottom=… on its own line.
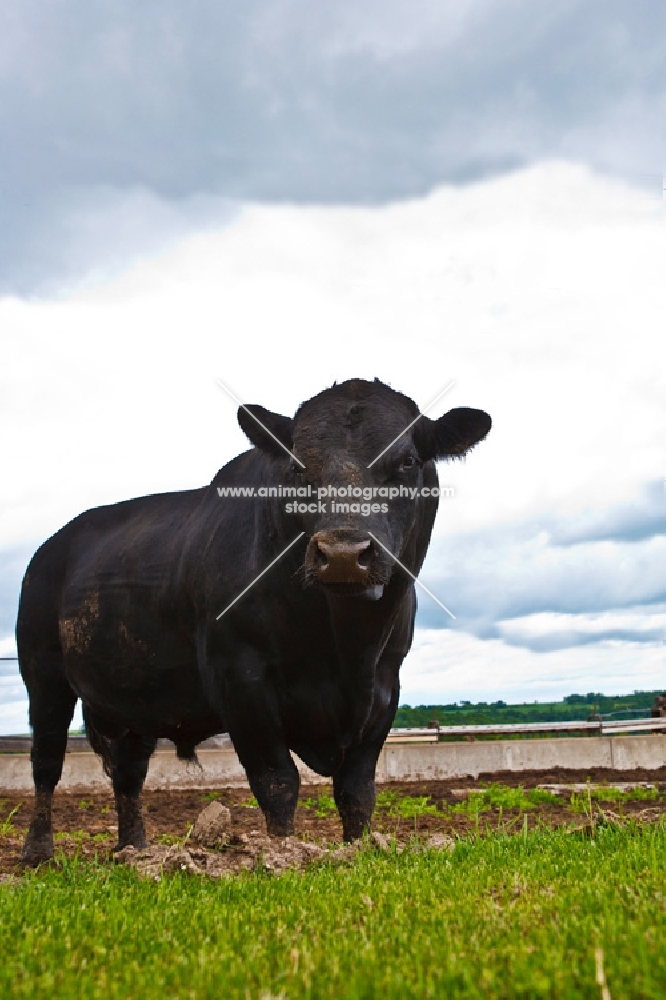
left=1, top=767, right=665, bottom=877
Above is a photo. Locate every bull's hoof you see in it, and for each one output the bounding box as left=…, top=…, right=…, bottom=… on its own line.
left=265, top=819, right=294, bottom=838
left=22, top=831, right=54, bottom=865
left=112, top=831, right=148, bottom=853
left=342, top=823, right=371, bottom=843
left=115, top=795, right=148, bottom=851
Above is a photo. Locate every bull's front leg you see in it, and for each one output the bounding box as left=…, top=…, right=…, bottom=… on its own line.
left=332, top=673, right=400, bottom=841
left=333, top=741, right=383, bottom=841
left=214, top=646, right=300, bottom=836
left=235, top=735, right=300, bottom=836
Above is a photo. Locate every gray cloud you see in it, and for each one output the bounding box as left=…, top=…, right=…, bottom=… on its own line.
left=494, top=618, right=666, bottom=653
left=0, top=187, right=239, bottom=299
left=1, top=0, right=664, bottom=294
left=0, top=544, right=32, bottom=639
left=0, top=674, right=25, bottom=704
left=416, top=480, right=666, bottom=645
left=548, top=480, right=666, bottom=546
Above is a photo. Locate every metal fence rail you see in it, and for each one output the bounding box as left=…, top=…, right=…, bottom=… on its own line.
left=386, top=717, right=666, bottom=742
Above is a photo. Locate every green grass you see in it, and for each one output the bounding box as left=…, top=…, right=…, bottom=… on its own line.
left=568, top=784, right=660, bottom=814
left=302, top=793, right=337, bottom=818
left=1, top=823, right=665, bottom=998
left=301, top=789, right=441, bottom=820
left=451, top=784, right=562, bottom=818
left=376, top=789, right=440, bottom=818
left=0, top=804, right=21, bottom=835
left=301, top=782, right=665, bottom=826
left=448, top=783, right=663, bottom=820
left=53, top=831, right=114, bottom=848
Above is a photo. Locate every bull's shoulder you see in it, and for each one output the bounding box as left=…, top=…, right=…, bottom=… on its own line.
left=210, top=447, right=283, bottom=488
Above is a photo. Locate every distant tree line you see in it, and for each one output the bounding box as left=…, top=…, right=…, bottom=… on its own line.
left=393, top=690, right=664, bottom=728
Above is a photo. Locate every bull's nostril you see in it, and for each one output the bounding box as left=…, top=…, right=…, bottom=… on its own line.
left=357, top=544, right=373, bottom=569
left=313, top=543, right=328, bottom=569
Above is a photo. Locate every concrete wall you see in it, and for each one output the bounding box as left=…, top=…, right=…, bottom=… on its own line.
left=2, top=735, right=664, bottom=793
left=380, top=735, right=666, bottom=782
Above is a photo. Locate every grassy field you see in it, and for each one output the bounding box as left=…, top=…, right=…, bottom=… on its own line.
left=1, top=821, right=664, bottom=999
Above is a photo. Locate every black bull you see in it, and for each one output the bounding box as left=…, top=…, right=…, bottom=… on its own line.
left=17, top=379, right=490, bottom=861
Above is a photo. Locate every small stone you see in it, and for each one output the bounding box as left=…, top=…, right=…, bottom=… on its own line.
left=426, top=833, right=455, bottom=853
left=370, top=831, right=392, bottom=851
left=191, top=801, right=232, bottom=848
left=161, top=847, right=201, bottom=875
left=114, top=845, right=138, bottom=864
left=327, top=843, right=359, bottom=865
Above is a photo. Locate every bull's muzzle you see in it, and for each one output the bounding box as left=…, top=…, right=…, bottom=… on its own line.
left=305, top=531, right=385, bottom=599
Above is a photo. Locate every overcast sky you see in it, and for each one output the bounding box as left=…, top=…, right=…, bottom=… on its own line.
left=2, top=0, right=665, bottom=295
left=1, top=2, right=665, bottom=732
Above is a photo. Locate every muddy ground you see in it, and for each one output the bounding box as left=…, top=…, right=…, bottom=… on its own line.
left=2, top=766, right=665, bottom=875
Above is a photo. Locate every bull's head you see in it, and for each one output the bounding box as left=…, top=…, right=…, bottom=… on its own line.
left=238, top=379, right=490, bottom=600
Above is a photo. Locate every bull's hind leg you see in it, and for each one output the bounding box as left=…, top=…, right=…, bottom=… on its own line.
left=109, top=731, right=156, bottom=850
left=22, top=655, right=77, bottom=864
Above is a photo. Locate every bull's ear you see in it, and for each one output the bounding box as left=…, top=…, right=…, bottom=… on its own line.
left=413, top=407, right=491, bottom=461
left=237, top=404, right=294, bottom=457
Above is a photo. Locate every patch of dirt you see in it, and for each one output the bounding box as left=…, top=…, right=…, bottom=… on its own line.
left=1, top=768, right=664, bottom=876
left=113, top=829, right=428, bottom=880
left=476, top=766, right=666, bottom=786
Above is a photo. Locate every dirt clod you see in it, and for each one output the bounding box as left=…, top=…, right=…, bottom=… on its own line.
left=113, top=825, right=459, bottom=881
left=116, top=830, right=330, bottom=879
left=191, top=801, right=232, bottom=848
left=426, top=832, right=455, bottom=852
left=369, top=831, right=392, bottom=851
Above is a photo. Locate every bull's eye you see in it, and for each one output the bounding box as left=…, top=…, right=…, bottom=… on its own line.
left=399, top=455, right=418, bottom=472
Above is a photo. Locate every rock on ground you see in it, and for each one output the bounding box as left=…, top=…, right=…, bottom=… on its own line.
left=190, top=801, right=232, bottom=848
left=426, top=833, right=455, bottom=852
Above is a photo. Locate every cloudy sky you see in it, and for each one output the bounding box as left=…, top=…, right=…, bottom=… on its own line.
left=1, top=1, right=665, bottom=732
